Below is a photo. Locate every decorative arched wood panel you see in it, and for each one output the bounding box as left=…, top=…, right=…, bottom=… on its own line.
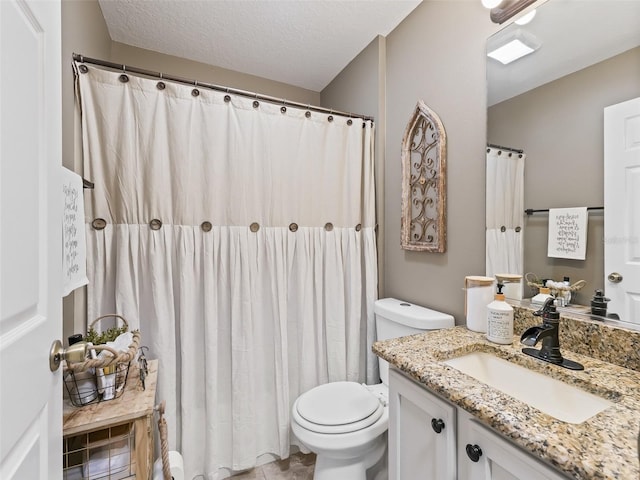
left=401, top=100, right=447, bottom=252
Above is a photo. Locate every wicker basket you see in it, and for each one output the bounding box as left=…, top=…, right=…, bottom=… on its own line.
left=524, top=272, right=586, bottom=297
left=64, top=315, right=141, bottom=407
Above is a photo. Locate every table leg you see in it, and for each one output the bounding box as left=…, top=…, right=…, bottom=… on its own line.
left=134, top=415, right=154, bottom=479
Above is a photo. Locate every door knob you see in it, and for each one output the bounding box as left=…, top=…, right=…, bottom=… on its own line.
left=49, top=340, right=88, bottom=371
left=607, top=272, right=623, bottom=283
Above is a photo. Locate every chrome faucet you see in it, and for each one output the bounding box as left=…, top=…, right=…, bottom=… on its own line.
left=520, top=298, right=584, bottom=371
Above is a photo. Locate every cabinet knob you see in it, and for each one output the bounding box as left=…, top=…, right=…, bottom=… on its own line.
left=431, top=418, right=445, bottom=434
left=466, top=444, right=483, bottom=462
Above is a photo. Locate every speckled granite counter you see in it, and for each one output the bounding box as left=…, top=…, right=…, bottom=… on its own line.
left=373, top=321, right=640, bottom=480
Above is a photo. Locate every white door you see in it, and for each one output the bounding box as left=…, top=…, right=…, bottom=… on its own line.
left=604, top=97, right=640, bottom=326
left=0, top=0, right=63, bottom=478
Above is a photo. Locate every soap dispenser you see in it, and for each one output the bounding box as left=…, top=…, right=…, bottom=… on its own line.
left=561, top=276, right=572, bottom=305
left=590, top=289, right=610, bottom=317
left=531, top=284, right=553, bottom=306
left=486, top=283, right=514, bottom=345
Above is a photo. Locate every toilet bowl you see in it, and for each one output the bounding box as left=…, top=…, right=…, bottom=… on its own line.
left=291, top=298, right=454, bottom=480
left=291, top=382, right=388, bottom=480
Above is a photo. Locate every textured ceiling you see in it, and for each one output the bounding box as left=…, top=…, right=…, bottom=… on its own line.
left=98, top=0, right=422, bottom=91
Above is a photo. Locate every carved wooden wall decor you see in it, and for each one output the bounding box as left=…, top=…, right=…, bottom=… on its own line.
left=401, top=100, right=447, bottom=252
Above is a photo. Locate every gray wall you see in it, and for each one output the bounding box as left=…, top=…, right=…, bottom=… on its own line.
left=321, top=36, right=386, bottom=295
left=383, top=2, right=499, bottom=323
left=488, top=47, right=640, bottom=305
left=110, top=42, right=320, bottom=105
left=61, top=0, right=111, bottom=341
left=322, top=1, right=501, bottom=323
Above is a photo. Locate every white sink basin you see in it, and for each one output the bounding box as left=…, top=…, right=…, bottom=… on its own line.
left=443, top=352, right=612, bottom=424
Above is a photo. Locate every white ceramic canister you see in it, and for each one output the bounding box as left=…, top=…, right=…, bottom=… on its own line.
left=495, top=273, right=523, bottom=301
left=465, top=276, right=495, bottom=333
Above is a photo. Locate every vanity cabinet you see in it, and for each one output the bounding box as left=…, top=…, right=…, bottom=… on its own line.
left=389, top=368, right=568, bottom=480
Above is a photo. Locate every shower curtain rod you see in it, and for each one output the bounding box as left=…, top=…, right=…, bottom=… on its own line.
left=487, top=143, right=524, bottom=154
left=72, top=53, right=375, bottom=122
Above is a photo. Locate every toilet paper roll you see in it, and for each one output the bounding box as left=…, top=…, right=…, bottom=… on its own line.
left=153, top=450, right=184, bottom=480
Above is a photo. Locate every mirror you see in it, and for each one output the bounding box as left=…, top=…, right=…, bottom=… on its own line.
left=486, top=0, right=640, bottom=317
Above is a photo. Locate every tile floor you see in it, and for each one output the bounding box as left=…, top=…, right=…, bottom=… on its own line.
left=230, top=452, right=316, bottom=480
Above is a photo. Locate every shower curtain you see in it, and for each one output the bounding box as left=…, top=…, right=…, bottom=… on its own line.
left=486, top=147, right=525, bottom=277
left=75, top=63, right=378, bottom=479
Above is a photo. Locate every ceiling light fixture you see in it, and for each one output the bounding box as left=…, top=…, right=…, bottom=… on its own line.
left=486, top=30, right=541, bottom=65
left=487, top=39, right=534, bottom=64
left=481, top=0, right=503, bottom=8
left=514, top=8, right=536, bottom=25
left=486, top=0, right=538, bottom=24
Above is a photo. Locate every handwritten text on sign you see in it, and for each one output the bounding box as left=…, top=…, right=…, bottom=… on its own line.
left=63, top=181, right=80, bottom=279
left=61, top=168, right=88, bottom=296
left=548, top=207, right=588, bottom=260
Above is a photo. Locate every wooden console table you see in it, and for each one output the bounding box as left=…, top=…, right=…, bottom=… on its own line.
left=63, top=359, right=158, bottom=480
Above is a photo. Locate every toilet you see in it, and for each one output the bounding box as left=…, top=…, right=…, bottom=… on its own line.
left=291, top=298, right=454, bottom=480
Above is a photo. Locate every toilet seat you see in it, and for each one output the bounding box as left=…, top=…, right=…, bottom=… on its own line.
left=294, top=381, right=384, bottom=434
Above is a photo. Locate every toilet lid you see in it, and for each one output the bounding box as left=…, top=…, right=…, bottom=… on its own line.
left=295, top=382, right=384, bottom=434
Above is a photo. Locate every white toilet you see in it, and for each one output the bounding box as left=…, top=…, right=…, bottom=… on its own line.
left=291, top=298, right=454, bottom=480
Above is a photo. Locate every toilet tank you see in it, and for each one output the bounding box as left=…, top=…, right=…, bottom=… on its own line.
left=374, top=298, right=454, bottom=385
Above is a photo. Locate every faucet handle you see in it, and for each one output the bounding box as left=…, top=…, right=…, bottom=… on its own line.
left=534, top=297, right=556, bottom=317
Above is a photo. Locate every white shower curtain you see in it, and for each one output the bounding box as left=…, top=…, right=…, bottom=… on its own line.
left=486, top=147, right=525, bottom=277
left=75, top=63, right=378, bottom=479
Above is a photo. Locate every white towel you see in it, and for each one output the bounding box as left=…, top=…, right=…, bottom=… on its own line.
left=83, top=438, right=131, bottom=480
left=95, top=332, right=134, bottom=400
left=63, top=466, right=83, bottom=480
left=547, top=207, right=588, bottom=260
left=61, top=167, right=88, bottom=296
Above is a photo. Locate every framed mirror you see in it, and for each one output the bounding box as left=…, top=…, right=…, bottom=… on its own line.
left=486, top=0, right=640, bottom=323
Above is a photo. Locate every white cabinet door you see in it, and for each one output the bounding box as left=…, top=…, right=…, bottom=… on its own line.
left=0, top=0, right=62, bottom=478
left=457, top=410, right=567, bottom=480
left=388, top=368, right=457, bottom=480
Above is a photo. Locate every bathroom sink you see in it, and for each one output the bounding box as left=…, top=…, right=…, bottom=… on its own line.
left=443, top=352, right=612, bottom=424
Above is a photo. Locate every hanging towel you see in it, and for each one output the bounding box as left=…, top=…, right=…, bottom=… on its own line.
left=547, top=207, right=588, bottom=260
left=62, top=167, right=88, bottom=296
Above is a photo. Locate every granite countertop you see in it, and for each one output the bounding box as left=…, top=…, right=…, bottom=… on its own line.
left=373, top=320, right=640, bottom=480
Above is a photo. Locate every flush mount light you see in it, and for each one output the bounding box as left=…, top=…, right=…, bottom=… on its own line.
left=487, top=39, right=534, bottom=64
left=487, top=29, right=540, bottom=65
